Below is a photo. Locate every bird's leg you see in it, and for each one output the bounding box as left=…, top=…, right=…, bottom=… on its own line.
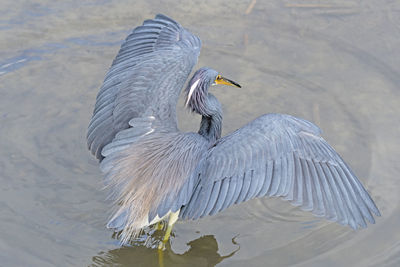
left=157, top=210, right=180, bottom=267
left=156, top=221, right=164, bottom=231
left=158, top=210, right=180, bottom=250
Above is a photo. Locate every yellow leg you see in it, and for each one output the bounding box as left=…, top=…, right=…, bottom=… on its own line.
left=158, top=210, right=180, bottom=250
left=156, top=221, right=164, bottom=231
left=158, top=210, right=180, bottom=267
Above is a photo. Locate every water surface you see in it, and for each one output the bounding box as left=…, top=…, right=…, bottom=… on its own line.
left=1, top=0, right=399, bottom=266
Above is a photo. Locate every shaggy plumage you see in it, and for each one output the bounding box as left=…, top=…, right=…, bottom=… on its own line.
left=101, top=131, right=208, bottom=244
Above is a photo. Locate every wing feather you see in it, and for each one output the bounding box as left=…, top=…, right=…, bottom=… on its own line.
left=314, top=162, right=336, bottom=220
left=276, top=156, right=287, bottom=196
left=203, top=180, right=222, bottom=217
left=87, top=14, right=201, bottom=159
left=232, top=174, right=244, bottom=205
left=210, top=178, right=230, bottom=215
left=301, top=158, right=314, bottom=211
left=220, top=177, right=237, bottom=211
left=293, top=154, right=303, bottom=206
left=321, top=162, right=347, bottom=225
left=283, top=154, right=294, bottom=198
left=257, top=159, right=273, bottom=197
left=308, top=160, right=325, bottom=216
left=181, top=114, right=380, bottom=229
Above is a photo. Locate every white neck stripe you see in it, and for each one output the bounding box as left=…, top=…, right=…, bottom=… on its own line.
left=186, top=79, right=200, bottom=106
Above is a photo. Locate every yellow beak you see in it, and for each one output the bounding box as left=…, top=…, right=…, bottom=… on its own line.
left=215, top=74, right=241, bottom=88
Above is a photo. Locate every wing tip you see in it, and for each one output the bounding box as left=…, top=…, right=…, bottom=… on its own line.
left=155, top=14, right=179, bottom=25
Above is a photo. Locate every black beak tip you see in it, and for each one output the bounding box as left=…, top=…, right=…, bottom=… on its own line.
left=232, top=81, right=241, bottom=88
left=227, top=78, right=242, bottom=88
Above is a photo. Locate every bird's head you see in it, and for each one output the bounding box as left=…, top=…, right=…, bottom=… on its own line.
left=185, top=67, right=241, bottom=115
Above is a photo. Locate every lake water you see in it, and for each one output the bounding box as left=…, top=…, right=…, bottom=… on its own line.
left=1, top=0, right=399, bottom=266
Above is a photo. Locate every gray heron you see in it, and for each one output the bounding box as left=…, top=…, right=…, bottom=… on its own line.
left=87, top=14, right=380, bottom=249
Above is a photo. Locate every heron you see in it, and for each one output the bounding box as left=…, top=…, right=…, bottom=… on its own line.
left=87, top=14, right=380, bottom=249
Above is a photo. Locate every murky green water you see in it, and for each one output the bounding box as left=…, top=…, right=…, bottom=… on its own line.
left=1, top=0, right=399, bottom=266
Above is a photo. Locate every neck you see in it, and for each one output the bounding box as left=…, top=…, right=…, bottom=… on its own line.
left=196, top=93, right=222, bottom=143
left=198, top=112, right=222, bottom=143
left=186, top=87, right=223, bottom=143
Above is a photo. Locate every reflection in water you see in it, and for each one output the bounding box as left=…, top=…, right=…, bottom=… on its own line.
left=91, top=235, right=238, bottom=267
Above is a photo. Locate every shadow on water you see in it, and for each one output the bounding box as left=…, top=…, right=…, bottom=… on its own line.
left=91, top=235, right=238, bottom=267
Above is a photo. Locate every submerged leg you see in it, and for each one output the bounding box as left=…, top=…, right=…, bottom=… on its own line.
left=158, top=210, right=180, bottom=250
left=156, top=221, right=164, bottom=231
left=158, top=210, right=180, bottom=267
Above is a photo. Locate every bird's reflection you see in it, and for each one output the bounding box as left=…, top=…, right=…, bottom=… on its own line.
left=91, top=233, right=239, bottom=267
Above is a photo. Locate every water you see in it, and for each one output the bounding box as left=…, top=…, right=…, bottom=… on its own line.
left=1, top=0, right=399, bottom=266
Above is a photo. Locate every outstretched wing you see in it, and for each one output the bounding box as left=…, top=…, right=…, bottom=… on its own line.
left=87, top=14, right=201, bottom=159
left=181, top=114, right=380, bottom=229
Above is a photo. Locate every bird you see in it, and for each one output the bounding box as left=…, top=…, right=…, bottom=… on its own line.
left=87, top=14, right=380, bottom=248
